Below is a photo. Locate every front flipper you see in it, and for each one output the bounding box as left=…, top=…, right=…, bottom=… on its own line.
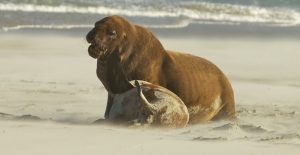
left=104, top=93, right=114, bottom=119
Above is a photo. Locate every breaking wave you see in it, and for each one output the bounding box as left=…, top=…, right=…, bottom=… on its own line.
left=1, top=2, right=300, bottom=26
left=1, top=1, right=300, bottom=31
left=2, top=24, right=92, bottom=31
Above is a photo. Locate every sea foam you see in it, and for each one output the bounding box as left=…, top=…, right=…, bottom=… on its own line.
left=1, top=2, right=300, bottom=30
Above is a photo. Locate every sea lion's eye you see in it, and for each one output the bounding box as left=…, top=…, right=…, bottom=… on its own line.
left=109, top=30, right=117, bottom=39
left=110, top=30, right=116, bottom=35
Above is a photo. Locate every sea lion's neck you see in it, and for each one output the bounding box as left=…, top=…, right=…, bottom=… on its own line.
left=133, top=25, right=165, bottom=53
left=121, top=25, right=167, bottom=83
left=106, top=51, right=134, bottom=94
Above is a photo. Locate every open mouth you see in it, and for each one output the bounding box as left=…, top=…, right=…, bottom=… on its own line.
left=88, top=44, right=110, bottom=60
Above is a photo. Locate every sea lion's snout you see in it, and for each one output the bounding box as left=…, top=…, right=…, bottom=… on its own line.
left=87, top=27, right=109, bottom=60
left=86, top=28, right=96, bottom=44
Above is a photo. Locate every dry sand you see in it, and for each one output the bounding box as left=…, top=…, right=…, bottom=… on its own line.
left=0, top=32, right=300, bottom=154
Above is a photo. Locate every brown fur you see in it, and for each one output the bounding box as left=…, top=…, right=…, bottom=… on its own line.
left=86, top=15, right=235, bottom=123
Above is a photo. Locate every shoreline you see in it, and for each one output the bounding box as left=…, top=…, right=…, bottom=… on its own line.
left=2, top=23, right=300, bottom=39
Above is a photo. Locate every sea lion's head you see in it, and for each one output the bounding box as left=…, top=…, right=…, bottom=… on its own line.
left=86, top=15, right=129, bottom=60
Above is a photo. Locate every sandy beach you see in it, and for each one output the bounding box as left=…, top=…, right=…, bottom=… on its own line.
left=0, top=29, right=300, bottom=154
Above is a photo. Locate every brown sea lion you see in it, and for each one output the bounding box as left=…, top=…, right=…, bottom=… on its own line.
left=86, top=15, right=235, bottom=123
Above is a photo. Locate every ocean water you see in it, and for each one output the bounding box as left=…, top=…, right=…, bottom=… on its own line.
left=1, top=0, right=300, bottom=31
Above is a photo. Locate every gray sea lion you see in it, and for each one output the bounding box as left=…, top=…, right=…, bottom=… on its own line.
left=109, top=80, right=189, bottom=128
